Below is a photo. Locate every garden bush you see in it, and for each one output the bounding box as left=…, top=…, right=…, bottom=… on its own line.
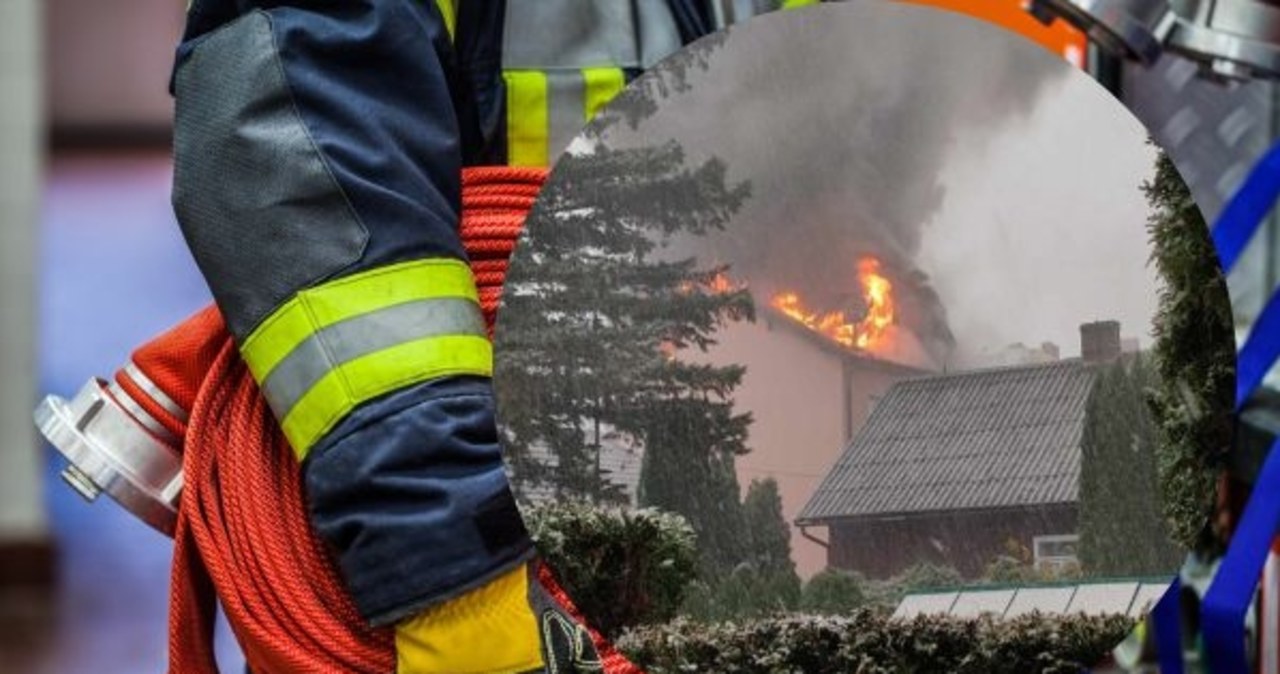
left=619, top=610, right=1135, bottom=674
left=681, top=566, right=804, bottom=622
left=799, top=568, right=866, bottom=614
left=525, top=501, right=699, bottom=638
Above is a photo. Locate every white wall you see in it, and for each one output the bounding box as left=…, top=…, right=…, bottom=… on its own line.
left=0, top=0, right=47, bottom=540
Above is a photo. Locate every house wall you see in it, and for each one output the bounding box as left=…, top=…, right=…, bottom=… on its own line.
left=692, top=313, right=921, bottom=578
left=841, top=358, right=914, bottom=447
left=827, top=504, right=1079, bottom=578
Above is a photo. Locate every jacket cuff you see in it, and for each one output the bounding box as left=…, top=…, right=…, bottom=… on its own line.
left=303, top=376, right=535, bottom=625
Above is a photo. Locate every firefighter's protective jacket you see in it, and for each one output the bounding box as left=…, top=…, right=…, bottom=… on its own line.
left=171, top=0, right=814, bottom=643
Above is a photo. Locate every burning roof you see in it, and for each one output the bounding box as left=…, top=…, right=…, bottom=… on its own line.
left=770, top=256, right=895, bottom=353
left=765, top=255, right=938, bottom=371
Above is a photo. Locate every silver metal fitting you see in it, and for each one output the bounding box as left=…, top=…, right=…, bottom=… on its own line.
left=34, top=378, right=183, bottom=536
left=1165, top=0, right=1280, bottom=81
left=1029, top=0, right=1280, bottom=81
left=1028, top=0, right=1176, bottom=63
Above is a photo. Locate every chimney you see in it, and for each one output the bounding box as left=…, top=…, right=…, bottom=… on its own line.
left=1080, top=320, right=1121, bottom=364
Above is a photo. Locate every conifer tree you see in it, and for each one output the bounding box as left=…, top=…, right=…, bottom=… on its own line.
left=495, top=140, right=754, bottom=533
left=1079, top=354, right=1182, bottom=575
left=1143, top=149, right=1235, bottom=556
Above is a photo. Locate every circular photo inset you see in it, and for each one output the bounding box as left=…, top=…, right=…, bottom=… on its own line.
left=494, top=3, right=1235, bottom=668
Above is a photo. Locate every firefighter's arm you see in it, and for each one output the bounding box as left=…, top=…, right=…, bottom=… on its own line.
left=171, top=0, right=534, bottom=639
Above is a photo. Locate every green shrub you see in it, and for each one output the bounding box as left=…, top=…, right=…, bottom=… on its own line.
left=619, top=611, right=1135, bottom=673
left=525, top=501, right=699, bottom=639
left=682, top=566, right=803, bottom=622
left=797, top=563, right=967, bottom=615
left=800, top=568, right=867, bottom=614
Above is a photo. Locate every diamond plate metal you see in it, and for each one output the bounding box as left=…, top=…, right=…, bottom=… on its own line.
left=1121, top=53, right=1280, bottom=341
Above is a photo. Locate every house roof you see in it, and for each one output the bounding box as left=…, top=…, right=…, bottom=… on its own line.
left=762, top=306, right=935, bottom=377
left=797, top=359, right=1098, bottom=523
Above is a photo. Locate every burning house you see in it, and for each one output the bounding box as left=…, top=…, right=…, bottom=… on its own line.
left=512, top=252, right=947, bottom=577
left=796, top=320, right=1131, bottom=578
left=685, top=255, right=940, bottom=578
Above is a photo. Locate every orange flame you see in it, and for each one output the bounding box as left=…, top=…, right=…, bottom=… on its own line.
left=679, top=270, right=745, bottom=296
left=770, top=257, right=896, bottom=352
left=707, top=271, right=738, bottom=294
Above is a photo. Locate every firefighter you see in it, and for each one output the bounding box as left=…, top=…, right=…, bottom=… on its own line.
left=51, top=1, right=815, bottom=671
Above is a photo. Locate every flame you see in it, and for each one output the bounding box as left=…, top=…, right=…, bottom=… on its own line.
left=707, top=271, right=738, bottom=294
left=770, top=257, right=896, bottom=352
left=679, top=270, right=745, bottom=295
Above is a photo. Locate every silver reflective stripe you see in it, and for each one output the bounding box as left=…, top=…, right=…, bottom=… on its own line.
left=124, top=361, right=189, bottom=423
left=547, top=70, right=586, bottom=163
left=259, top=297, right=487, bottom=419
left=503, top=0, right=682, bottom=70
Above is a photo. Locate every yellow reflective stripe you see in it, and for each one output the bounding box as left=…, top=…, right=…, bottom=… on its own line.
left=782, top=0, right=819, bottom=7
left=241, top=258, right=479, bottom=382
left=434, top=0, right=457, bottom=41
left=396, top=566, right=544, bottom=674
left=505, top=70, right=549, bottom=167
left=239, top=258, right=489, bottom=457
left=582, top=67, right=625, bottom=124
left=280, top=334, right=491, bottom=457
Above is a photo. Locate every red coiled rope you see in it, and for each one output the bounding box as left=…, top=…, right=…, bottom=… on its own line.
left=461, top=166, right=545, bottom=335
left=166, top=166, right=641, bottom=674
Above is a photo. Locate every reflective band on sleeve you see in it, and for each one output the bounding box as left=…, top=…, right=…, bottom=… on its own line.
left=240, top=258, right=491, bottom=458
left=505, top=70, right=549, bottom=168
left=506, top=67, right=626, bottom=167
left=433, top=0, right=457, bottom=41
left=546, top=70, right=585, bottom=166
left=782, top=0, right=820, bottom=8
left=582, top=67, right=625, bottom=124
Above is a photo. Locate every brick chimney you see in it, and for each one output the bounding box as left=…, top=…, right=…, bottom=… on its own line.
left=1080, top=320, right=1121, bottom=364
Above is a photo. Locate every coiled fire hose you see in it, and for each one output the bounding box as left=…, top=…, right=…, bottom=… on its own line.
left=66, top=166, right=638, bottom=673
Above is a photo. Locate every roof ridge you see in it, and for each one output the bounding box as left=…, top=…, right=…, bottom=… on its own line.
left=900, top=358, right=1090, bottom=385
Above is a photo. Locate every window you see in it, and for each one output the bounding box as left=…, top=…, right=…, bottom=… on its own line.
left=1033, top=534, right=1079, bottom=571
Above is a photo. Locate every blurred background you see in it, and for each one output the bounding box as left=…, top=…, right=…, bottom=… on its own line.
left=1, top=1, right=1279, bottom=672
left=0, top=2, right=237, bottom=671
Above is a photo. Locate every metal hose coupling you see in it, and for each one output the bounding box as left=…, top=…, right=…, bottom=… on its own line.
left=34, top=372, right=183, bottom=536
left=1028, top=0, right=1280, bottom=81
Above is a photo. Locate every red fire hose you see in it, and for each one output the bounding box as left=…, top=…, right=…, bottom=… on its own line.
left=153, top=167, right=640, bottom=673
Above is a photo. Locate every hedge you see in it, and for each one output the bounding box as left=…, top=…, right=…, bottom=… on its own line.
left=618, top=611, right=1135, bottom=674
left=526, top=501, right=700, bottom=639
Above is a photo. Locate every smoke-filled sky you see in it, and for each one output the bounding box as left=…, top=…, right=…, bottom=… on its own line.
left=586, top=2, right=1159, bottom=366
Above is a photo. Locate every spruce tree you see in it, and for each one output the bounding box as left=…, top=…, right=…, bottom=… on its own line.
left=1078, top=354, right=1183, bottom=575
left=742, top=478, right=798, bottom=578
left=1143, top=149, right=1235, bottom=556
left=637, top=389, right=754, bottom=573
left=495, top=139, right=754, bottom=524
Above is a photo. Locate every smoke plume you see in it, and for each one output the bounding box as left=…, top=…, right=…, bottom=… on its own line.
left=596, top=3, right=1075, bottom=365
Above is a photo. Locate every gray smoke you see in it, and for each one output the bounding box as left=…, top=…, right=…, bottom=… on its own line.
left=595, top=3, right=1076, bottom=364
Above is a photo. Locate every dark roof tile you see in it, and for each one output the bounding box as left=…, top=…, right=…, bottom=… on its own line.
left=797, top=360, right=1096, bottom=522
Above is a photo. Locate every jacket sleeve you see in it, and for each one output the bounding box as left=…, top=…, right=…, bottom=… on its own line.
left=171, top=0, right=533, bottom=626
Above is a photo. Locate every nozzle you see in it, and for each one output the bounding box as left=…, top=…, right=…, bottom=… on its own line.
left=34, top=378, right=183, bottom=536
